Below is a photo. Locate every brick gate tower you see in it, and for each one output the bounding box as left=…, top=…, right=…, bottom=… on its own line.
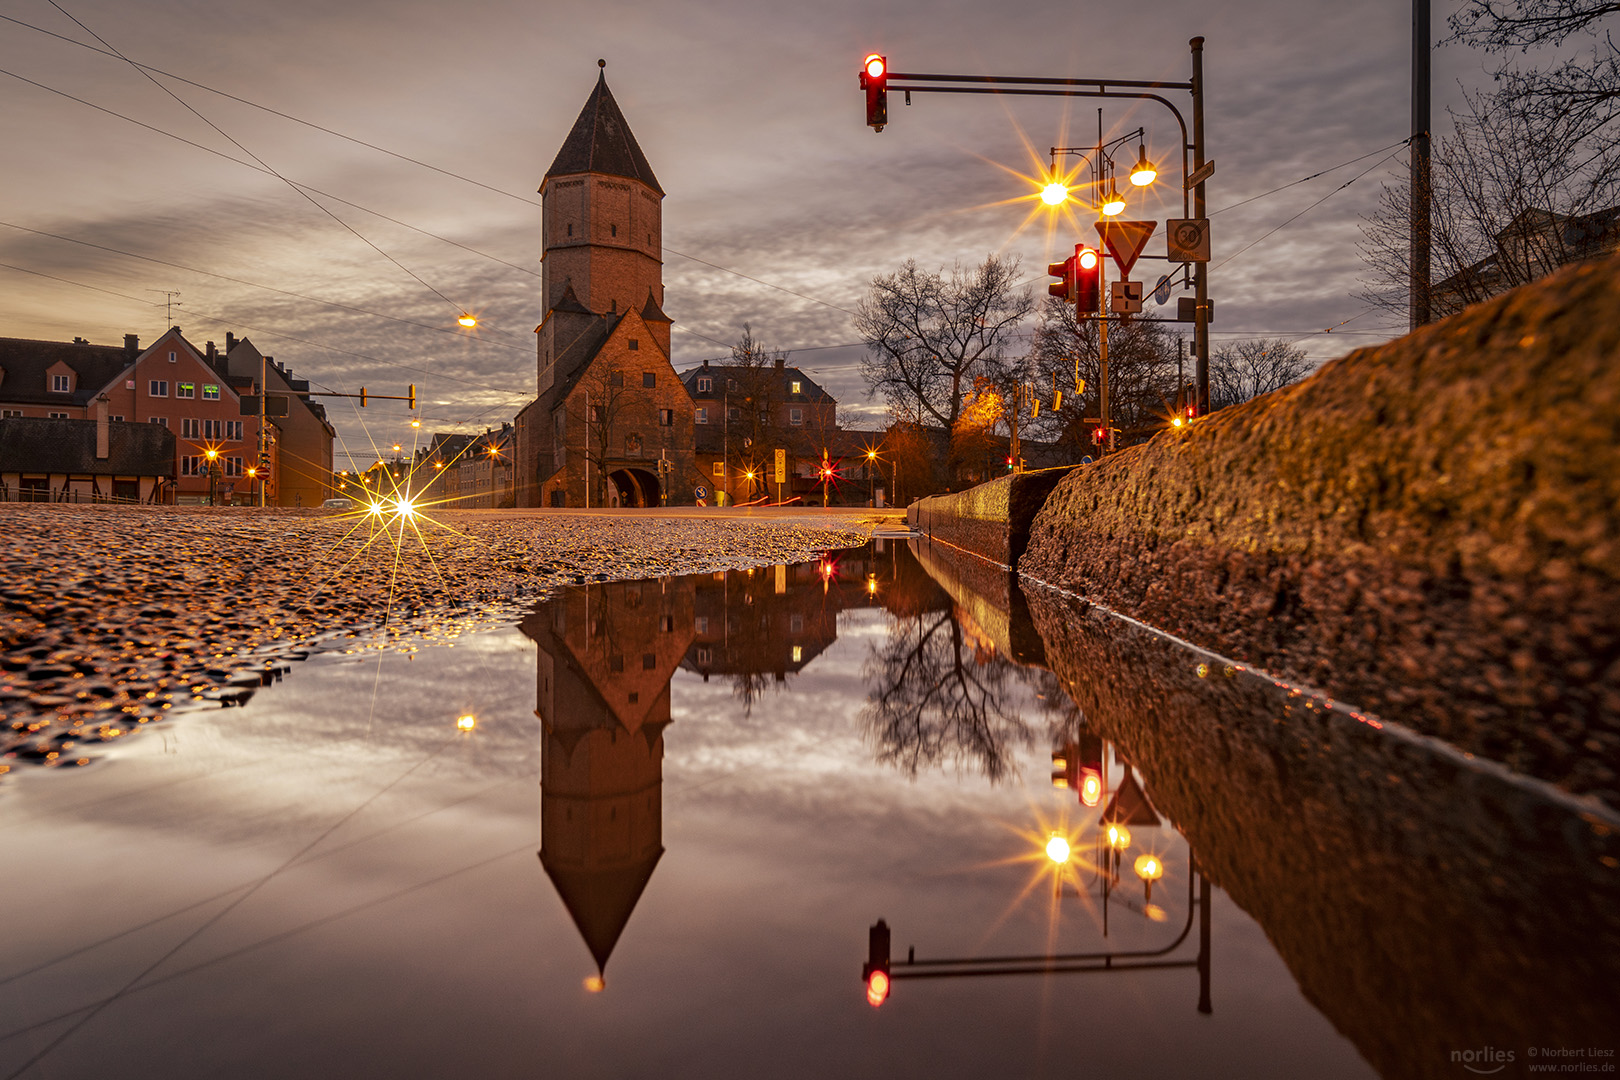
left=515, top=63, right=691, bottom=508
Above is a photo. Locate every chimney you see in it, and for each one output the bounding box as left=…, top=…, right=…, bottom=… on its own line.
left=124, top=334, right=139, bottom=357
left=226, top=332, right=236, bottom=352
left=774, top=357, right=785, bottom=372
left=95, top=397, right=109, bottom=460
left=701, top=358, right=710, bottom=370
left=206, top=341, right=216, bottom=360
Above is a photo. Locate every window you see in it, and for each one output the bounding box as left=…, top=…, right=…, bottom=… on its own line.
left=728, top=407, right=740, bottom=422
left=697, top=377, right=712, bottom=393
left=610, top=655, right=625, bottom=673
left=628, top=339, right=639, bottom=351
left=177, top=382, right=195, bottom=399
left=625, top=433, right=642, bottom=455
left=609, top=372, right=624, bottom=388
left=695, top=407, right=708, bottom=425
left=203, top=419, right=223, bottom=440
left=696, top=646, right=713, bottom=665
left=790, top=408, right=803, bottom=425
left=589, top=405, right=604, bottom=422
left=150, top=416, right=167, bottom=427
left=566, top=223, right=573, bottom=237
left=226, top=421, right=242, bottom=440
left=695, top=617, right=710, bottom=635
left=1, top=409, right=21, bottom=417
left=48, top=411, right=68, bottom=419
left=728, top=379, right=739, bottom=392
left=712, top=461, right=724, bottom=477
left=181, top=455, right=201, bottom=476
left=167, top=351, right=176, bottom=363
left=226, top=457, right=243, bottom=477
left=758, top=410, right=769, bottom=425
left=149, top=380, right=168, bottom=397
left=660, top=615, right=674, bottom=632
left=610, top=224, right=617, bottom=237
left=202, top=385, right=220, bottom=401
left=642, top=653, right=655, bottom=670
left=50, top=374, right=70, bottom=392
left=642, top=372, right=656, bottom=388
left=110, top=415, right=122, bottom=422
left=791, top=380, right=802, bottom=394
left=790, top=614, right=804, bottom=633
left=182, top=418, right=200, bottom=439
left=792, top=645, right=803, bottom=664
left=658, top=409, right=673, bottom=427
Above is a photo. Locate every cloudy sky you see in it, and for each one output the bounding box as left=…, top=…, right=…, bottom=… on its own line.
left=0, top=0, right=1494, bottom=463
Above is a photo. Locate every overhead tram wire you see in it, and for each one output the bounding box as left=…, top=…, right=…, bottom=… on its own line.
left=4, top=11, right=863, bottom=321
left=1208, top=137, right=1414, bottom=217
left=0, top=220, right=530, bottom=352
left=38, top=0, right=480, bottom=327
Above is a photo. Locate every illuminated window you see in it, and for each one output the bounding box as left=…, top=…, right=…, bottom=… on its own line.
left=712, top=461, right=724, bottom=477
left=176, top=382, right=195, bottom=398
left=791, top=380, right=801, bottom=394
left=792, top=645, right=803, bottom=663
left=202, top=385, right=220, bottom=401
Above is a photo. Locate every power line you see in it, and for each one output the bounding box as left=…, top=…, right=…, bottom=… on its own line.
left=1208, top=137, right=1414, bottom=217
left=3, top=11, right=862, bottom=320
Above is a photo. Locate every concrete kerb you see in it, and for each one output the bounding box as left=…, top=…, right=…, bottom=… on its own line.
left=906, top=465, right=1077, bottom=569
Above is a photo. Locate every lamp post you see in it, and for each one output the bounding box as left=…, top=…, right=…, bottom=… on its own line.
left=1047, top=122, right=1162, bottom=454
left=204, top=448, right=220, bottom=506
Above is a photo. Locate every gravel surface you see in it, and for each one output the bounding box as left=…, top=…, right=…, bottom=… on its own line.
left=0, top=504, right=880, bottom=775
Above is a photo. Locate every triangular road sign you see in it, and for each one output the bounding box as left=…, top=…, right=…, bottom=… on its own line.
left=1095, top=220, right=1156, bottom=278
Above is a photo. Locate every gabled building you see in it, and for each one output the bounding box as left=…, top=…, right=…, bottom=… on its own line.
left=0, top=414, right=174, bottom=503
left=514, top=70, right=697, bottom=508
left=215, top=333, right=337, bottom=508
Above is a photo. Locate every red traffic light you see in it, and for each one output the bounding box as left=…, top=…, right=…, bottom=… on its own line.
left=866, top=969, right=890, bottom=1007
left=860, top=54, right=889, bottom=131
left=862, top=919, right=892, bottom=1007
left=1076, top=247, right=1099, bottom=271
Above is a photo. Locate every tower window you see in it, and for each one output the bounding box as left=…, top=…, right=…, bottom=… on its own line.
left=642, top=372, right=656, bottom=388
left=610, top=224, right=617, bottom=237
left=566, top=223, right=572, bottom=236
left=628, top=339, right=640, bottom=351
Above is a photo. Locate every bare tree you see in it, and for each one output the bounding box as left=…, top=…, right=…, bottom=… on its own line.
left=1026, top=295, right=1182, bottom=449
left=1210, top=338, right=1316, bottom=409
left=856, top=255, right=1035, bottom=429
left=567, top=363, right=643, bottom=507
left=862, top=607, right=1036, bottom=782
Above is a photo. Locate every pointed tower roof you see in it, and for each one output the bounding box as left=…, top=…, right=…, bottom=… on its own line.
left=541, top=847, right=664, bottom=975
left=544, top=65, right=663, bottom=195
left=639, top=289, right=672, bottom=324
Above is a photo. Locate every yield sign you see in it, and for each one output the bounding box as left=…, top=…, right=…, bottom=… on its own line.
left=1095, top=220, right=1156, bottom=278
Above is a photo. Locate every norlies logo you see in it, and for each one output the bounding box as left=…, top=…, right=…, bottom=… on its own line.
left=1453, top=1047, right=1516, bottom=1074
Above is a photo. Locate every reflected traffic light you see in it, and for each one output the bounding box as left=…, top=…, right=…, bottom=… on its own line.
left=863, top=919, right=892, bottom=1006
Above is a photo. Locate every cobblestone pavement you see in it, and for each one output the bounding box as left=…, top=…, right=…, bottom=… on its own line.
left=1, top=504, right=883, bottom=775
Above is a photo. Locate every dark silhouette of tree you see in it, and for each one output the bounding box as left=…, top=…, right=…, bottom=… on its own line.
left=856, top=255, right=1034, bottom=430
left=1026, top=295, right=1182, bottom=449
left=862, top=608, right=1036, bottom=782
left=1210, top=338, right=1316, bottom=409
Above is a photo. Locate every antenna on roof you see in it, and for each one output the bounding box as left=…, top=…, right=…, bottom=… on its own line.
left=147, top=289, right=180, bottom=326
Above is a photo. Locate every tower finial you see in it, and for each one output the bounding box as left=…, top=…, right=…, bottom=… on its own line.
left=598, top=58, right=606, bottom=70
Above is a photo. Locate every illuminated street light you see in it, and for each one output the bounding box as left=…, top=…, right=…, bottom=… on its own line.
left=1041, top=180, right=1069, bottom=205
left=1045, top=834, right=1072, bottom=865
left=458, top=313, right=478, bottom=328
left=456, top=714, right=477, bottom=731
left=1100, top=181, right=1126, bottom=217
left=1130, top=143, right=1157, bottom=186
left=1106, top=823, right=1132, bottom=851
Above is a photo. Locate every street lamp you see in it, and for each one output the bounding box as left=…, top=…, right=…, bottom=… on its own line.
left=204, top=448, right=220, bottom=506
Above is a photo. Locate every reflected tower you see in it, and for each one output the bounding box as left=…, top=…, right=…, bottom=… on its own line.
left=520, top=578, right=695, bottom=984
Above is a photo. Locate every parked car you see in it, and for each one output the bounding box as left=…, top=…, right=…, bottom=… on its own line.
left=321, top=497, right=354, bottom=510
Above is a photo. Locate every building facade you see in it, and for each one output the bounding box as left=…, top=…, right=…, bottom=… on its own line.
left=217, top=334, right=338, bottom=508
left=514, top=71, right=697, bottom=508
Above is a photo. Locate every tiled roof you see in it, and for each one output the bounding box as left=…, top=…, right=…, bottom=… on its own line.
left=0, top=416, right=174, bottom=475
left=543, top=73, right=664, bottom=195
left=0, top=336, right=135, bottom=408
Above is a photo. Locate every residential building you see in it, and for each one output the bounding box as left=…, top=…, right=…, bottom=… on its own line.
left=513, top=71, right=695, bottom=508
left=215, top=333, right=338, bottom=508
left=0, top=328, right=262, bottom=504
left=455, top=425, right=515, bottom=508
left=1431, top=205, right=1620, bottom=317
left=0, top=413, right=174, bottom=503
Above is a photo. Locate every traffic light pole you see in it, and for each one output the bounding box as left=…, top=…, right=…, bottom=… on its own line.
left=871, top=37, right=1210, bottom=426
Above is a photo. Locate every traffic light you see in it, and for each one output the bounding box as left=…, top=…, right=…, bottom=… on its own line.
left=408, top=384, right=416, bottom=410
left=1006, top=455, right=1015, bottom=471
left=862, top=919, right=891, bottom=1007
left=1076, top=733, right=1104, bottom=807
left=1092, top=425, right=1109, bottom=447
left=861, top=54, right=888, bottom=131
left=1047, top=255, right=1076, bottom=302
left=1075, top=245, right=1102, bottom=314
left=359, top=387, right=367, bottom=407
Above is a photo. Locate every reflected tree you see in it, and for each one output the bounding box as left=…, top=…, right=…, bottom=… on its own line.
left=862, top=608, right=1037, bottom=781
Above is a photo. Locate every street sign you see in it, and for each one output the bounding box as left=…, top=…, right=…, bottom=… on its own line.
left=773, top=448, right=787, bottom=485
left=1111, top=280, right=1144, bottom=315
left=1177, top=297, right=1215, bottom=324
left=695, top=485, right=709, bottom=500
left=1095, top=220, right=1156, bottom=278
left=1167, top=219, right=1211, bottom=263
left=1185, top=159, right=1216, bottom=190
left=1152, top=273, right=1175, bottom=305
